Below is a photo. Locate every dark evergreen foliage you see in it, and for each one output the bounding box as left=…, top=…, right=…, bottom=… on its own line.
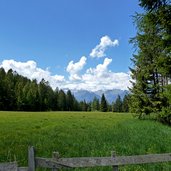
left=0, top=67, right=130, bottom=112
left=113, top=95, right=122, bottom=112
left=112, top=94, right=130, bottom=112
left=122, top=94, right=130, bottom=112
left=0, top=68, right=80, bottom=111
left=100, top=94, right=108, bottom=112
left=130, top=0, right=171, bottom=124
left=91, top=97, right=100, bottom=111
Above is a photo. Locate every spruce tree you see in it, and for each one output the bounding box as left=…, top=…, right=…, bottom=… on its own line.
left=130, top=0, right=171, bottom=119
left=122, top=94, right=130, bottom=112
left=66, top=90, right=74, bottom=111
left=113, top=95, right=122, bottom=112
left=100, top=94, right=108, bottom=112
left=91, top=97, right=100, bottom=111
left=58, top=90, right=66, bottom=111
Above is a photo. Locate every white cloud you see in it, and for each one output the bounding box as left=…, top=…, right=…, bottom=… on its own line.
left=86, top=58, right=112, bottom=75
left=66, top=56, right=87, bottom=81
left=0, top=59, right=65, bottom=89
left=81, top=58, right=131, bottom=91
left=90, top=35, right=119, bottom=58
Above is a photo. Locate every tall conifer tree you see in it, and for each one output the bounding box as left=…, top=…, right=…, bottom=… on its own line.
left=130, top=0, right=171, bottom=120
left=100, top=94, right=108, bottom=112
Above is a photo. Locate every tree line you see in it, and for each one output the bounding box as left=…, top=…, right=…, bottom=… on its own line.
left=0, top=67, right=130, bottom=112
left=80, top=94, right=130, bottom=112
left=130, top=0, right=171, bottom=124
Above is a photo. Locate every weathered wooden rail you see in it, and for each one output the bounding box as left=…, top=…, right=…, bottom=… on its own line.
left=1, top=146, right=171, bottom=171
left=0, top=162, right=28, bottom=171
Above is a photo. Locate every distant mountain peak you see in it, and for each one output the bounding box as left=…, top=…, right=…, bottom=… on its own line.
left=71, top=89, right=129, bottom=103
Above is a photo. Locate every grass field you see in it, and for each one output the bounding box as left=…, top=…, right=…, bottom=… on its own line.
left=0, top=111, right=171, bottom=170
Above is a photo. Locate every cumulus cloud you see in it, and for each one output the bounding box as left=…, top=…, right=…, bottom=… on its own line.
left=0, top=59, right=65, bottom=89
left=66, top=56, right=87, bottom=81
left=86, top=58, right=112, bottom=76
left=90, top=35, right=119, bottom=58
left=81, top=58, right=131, bottom=91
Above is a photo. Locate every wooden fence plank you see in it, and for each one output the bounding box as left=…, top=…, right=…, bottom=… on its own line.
left=18, top=167, right=28, bottom=171
left=1, top=147, right=171, bottom=170
left=0, top=162, right=18, bottom=171
left=52, top=152, right=60, bottom=171
left=28, top=147, right=36, bottom=171
left=36, top=157, right=72, bottom=169
left=111, top=151, right=118, bottom=171
left=45, top=153, right=171, bottom=168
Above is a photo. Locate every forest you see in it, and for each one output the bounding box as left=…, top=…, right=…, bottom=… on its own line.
left=0, top=67, right=129, bottom=112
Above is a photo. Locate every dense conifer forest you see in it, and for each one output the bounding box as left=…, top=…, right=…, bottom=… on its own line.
left=0, top=67, right=129, bottom=112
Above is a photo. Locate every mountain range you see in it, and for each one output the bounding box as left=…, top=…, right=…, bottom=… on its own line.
left=71, top=89, right=129, bottom=104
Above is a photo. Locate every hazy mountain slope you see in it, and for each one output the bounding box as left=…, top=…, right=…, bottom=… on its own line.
left=72, top=89, right=129, bottom=103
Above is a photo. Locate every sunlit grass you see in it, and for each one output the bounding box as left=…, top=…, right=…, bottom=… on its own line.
left=0, top=111, right=171, bottom=170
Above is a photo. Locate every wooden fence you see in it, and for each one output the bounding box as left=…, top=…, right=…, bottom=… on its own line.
left=0, top=162, right=28, bottom=171
left=1, top=146, right=171, bottom=171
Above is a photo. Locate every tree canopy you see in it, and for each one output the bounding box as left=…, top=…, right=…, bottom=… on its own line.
left=0, top=67, right=130, bottom=112
left=130, top=0, right=171, bottom=124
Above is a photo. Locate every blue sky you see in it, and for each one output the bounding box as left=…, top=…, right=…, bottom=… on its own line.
left=0, top=0, right=142, bottom=91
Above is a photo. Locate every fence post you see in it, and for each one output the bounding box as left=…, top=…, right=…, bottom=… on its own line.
left=111, top=151, right=119, bottom=171
left=28, top=146, right=36, bottom=171
left=52, top=152, right=60, bottom=171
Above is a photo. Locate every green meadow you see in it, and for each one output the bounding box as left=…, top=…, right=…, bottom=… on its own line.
left=0, top=111, right=171, bottom=170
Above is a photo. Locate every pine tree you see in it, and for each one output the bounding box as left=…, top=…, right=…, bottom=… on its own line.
left=66, top=90, right=74, bottom=111
left=130, top=0, right=171, bottom=119
left=80, top=100, right=88, bottom=111
left=58, top=90, right=66, bottom=111
left=0, top=68, right=6, bottom=110
left=91, top=97, right=100, bottom=111
left=100, top=94, right=108, bottom=112
left=122, top=94, right=130, bottom=112
left=113, top=95, right=122, bottom=112
left=53, top=88, right=59, bottom=111
left=5, top=69, right=17, bottom=110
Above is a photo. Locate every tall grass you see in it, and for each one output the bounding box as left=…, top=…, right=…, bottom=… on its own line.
left=0, top=111, right=171, bottom=170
